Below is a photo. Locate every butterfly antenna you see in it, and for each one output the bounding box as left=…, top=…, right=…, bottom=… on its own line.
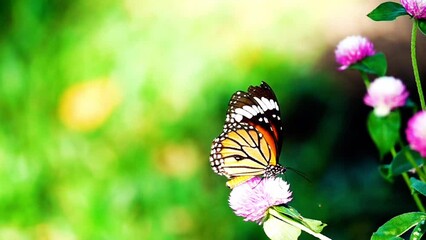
left=285, top=167, right=311, bottom=183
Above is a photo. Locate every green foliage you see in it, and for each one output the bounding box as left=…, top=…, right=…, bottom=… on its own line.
left=379, top=147, right=424, bottom=181
left=418, top=20, right=426, bottom=35
left=349, top=53, right=387, bottom=76
left=367, top=111, right=401, bottom=158
left=405, top=98, right=419, bottom=110
left=411, top=177, right=426, bottom=197
left=410, top=220, right=426, bottom=240
left=273, top=206, right=327, bottom=234
left=367, top=2, right=408, bottom=21
left=371, top=212, right=426, bottom=240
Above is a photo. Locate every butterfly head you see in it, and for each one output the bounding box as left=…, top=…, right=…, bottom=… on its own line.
left=264, top=164, right=286, bottom=178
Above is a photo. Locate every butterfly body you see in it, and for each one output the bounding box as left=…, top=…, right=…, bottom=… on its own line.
left=210, top=82, right=285, bottom=188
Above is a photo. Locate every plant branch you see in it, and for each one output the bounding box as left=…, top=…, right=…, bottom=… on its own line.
left=411, top=20, right=426, bottom=110
left=401, top=172, right=425, bottom=212
left=361, top=72, right=370, bottom=89
left=392, top=147, right=425, bottom=212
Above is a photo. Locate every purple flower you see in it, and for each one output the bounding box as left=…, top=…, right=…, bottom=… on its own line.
left=335, top=36, right=376, bottom=70
left=401, top=0, right=426, bottom=19
left=364, top=76, right=409, bottom=117
left=229, top=177, right=292, bottom=224
left=406, top=111, right=426, bottom=157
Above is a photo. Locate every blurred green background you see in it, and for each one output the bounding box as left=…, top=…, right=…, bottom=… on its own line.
left=1, top=0, right=425, bottom=239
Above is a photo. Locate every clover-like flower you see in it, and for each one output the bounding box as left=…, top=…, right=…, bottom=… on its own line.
left=406, top=111, right=426, bottom=157
left=401, top=0, right=426, bottom=19
left=229, top=177, right=292, bottom=224
left=335, top=35, right=376, bottom=70
left=364, top=76, right=409, bottom=117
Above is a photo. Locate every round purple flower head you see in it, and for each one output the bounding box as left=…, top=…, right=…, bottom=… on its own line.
left=229, top=177, right=292, bottom=224
left=335, top=36, right=376, bottom=70
left=364, top=76, right=409, bottom=117
left=406, top=111, right=426, bottom=157
left=401, top=0, right=426, bottom=19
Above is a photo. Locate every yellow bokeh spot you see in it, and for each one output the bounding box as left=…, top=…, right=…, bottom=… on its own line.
left=59, top=78, right=121, bottom=132
left=162, top=206, right=194, bottom=236
left=156, top=143, right=201, bottom=179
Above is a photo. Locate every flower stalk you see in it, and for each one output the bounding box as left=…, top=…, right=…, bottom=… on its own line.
left=404, top=149, right=426, bottom=181
left=391, top=146, right=426, bottom=212
left=401, top=172, right=425, bottom=212
left=361, top=72, right=370, bottom=88
left=411, top=20, right=426, bottom=110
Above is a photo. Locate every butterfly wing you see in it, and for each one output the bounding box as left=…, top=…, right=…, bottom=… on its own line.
left=210, top=82, right=285, bottom=187
left=228, top=82, right=284, bottom=157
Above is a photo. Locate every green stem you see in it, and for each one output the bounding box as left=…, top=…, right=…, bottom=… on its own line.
left=402, top=172, right=426, bottom=212
left=405, top=149, right=426, bottom=182
left=361, top=72, right=370, bottom=89
left=390, top=147, right=397, bottom=157
left=392, top=147, right=425, bottom=212
left=411, top=20, right=426, bottom=110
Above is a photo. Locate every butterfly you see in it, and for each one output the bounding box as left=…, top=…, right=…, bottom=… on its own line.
left=209, top=81, right=286, bottom=188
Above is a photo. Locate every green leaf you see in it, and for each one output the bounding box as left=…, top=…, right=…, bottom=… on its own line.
left=367, top=111, right=401, bottom=158
left=367, top=2, right=408, bottom=21
left=405, top=99, right=418, bottom=110
left=349, top=53, right=387, bottom=76
left=411, top=177, right=426, bottom=197
left=418, top=20, right=426, bottom=35
left=410, top=220, right=426, bottom=240
left=264, top=214, right=301, bottom=240
left=303, top=218, right=327, bottom=233
left=378, top=147, right=423, bottom=182
left=274, top=205, right=303, bottom=220
left=391, top=147, right=423, bottom=176
left=378, top=164, right=394, bottom=182
left=272, top=206, right=326, bottom=234
left=267, top=208, right=329, bottom=239
left=371, top=212, right=426, bottom=240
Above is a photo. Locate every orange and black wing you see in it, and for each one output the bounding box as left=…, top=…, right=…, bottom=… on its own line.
left=209, top=82, right=285, bottom=187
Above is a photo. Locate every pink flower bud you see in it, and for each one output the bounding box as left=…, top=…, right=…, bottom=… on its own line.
left=401, top=0, right=426, bottom=19
left=364, top=76, right=409, bottom=116
left=335, top=36, right=376, bottom=70
left=229, top=177, right=292, bottom=224
left=406, top=111, right=426, bottom=157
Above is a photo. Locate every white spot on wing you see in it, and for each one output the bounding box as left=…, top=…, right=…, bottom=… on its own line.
left=235, top=108, right=253, bottom=119
left=254, top=97, right=268, bottom=112
left=232, top=113, right=243, bottom=122
left=262, top=97, right=273, bottom=110
left=252, top=105, right=260, bottom=114
left=269, top=99, right=276, bottom=110
left=243, top=105, right=258, bottom=116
